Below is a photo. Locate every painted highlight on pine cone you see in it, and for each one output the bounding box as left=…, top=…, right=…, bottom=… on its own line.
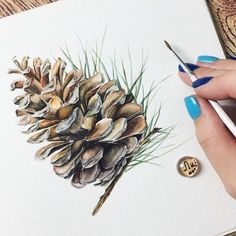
left=9, top=52, right=165, bottom=215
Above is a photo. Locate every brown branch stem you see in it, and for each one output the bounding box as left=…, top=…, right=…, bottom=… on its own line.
left=92, top=127, right=160, bottom=216
left=92, top=158, right=132, bottom=216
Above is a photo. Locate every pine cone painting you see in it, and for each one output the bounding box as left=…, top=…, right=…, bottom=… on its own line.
left=9, top=51, right=166, bottom=215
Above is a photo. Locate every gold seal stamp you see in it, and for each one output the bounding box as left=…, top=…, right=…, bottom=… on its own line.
left=177, top=156, right=200, bottom=177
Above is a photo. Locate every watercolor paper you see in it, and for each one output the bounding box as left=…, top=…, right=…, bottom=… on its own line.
left=0, top=0, right=235, bottom=235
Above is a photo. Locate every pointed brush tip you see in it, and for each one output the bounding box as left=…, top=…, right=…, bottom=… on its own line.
left=164, top=40, right=172, bottom=51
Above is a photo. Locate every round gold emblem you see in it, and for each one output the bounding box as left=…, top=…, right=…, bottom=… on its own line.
left=177, top=156, right=200, bottom=177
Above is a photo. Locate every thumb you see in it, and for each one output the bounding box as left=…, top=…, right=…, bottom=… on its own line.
left=184, top=95, right=236, bottom=198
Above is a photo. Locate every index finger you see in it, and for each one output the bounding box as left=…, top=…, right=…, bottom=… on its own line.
left=197, top=59, right=236, bottom=71
left=194, top=70, right=236, bottom=100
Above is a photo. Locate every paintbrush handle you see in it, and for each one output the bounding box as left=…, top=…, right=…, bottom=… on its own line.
left=209, top=100, right=236, bottom=138
left=165, top=41, right=236, bottom=137
left=189, top=73, right=236, bottom=138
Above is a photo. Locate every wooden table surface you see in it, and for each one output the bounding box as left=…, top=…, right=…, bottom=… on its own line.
left=0, top=0, right=235, bottom=235
left=206, top=0, right=236, bottom=58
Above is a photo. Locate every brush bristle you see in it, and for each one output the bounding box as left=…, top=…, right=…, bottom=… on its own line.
left=164, top=40, right=172, bottom=51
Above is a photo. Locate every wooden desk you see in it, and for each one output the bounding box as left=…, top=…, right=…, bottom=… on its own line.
left=207, top=0, right=236, bottom=57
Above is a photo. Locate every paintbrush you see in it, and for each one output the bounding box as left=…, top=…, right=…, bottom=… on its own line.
left=164, top=40, right=236, bottom=138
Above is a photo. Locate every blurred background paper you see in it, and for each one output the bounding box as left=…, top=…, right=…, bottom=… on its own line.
left=0, top=0, right=235, bottom=235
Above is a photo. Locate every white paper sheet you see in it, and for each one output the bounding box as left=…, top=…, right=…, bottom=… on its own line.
left=0, top=0, right=235, bottom=235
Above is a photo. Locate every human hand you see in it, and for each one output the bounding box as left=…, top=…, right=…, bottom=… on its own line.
left=178, top=56, right=236, bottom=199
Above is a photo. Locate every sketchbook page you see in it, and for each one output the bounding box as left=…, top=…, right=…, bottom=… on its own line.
left=0, top=0, right=235, bottom=236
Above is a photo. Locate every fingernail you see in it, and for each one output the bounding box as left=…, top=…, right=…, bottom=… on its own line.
left=197, top=55, right=219, bottom=63
left=192, top=76, right=213, bottom=88
left=178, top=63, right=199, bottom=72
left=184, top=96, right=201, bottom=120
left=229, top=55, right=236, bottom=60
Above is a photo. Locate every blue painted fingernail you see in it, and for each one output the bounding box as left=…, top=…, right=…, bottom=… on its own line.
left=192, top=76, right=213, bottom=88
left=184, top=96, right=201, bottom=120
left=197, top=55, right=219, bottom=63
left=178, top=63, right=199, bottom=72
